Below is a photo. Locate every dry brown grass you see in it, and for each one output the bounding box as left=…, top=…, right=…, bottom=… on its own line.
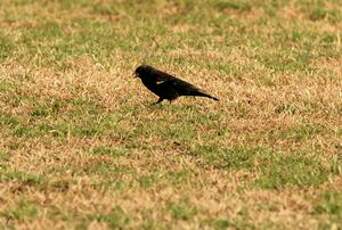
left=0, top=0, right=341, bottom=229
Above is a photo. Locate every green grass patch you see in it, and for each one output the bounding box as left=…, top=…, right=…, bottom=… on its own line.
left=276, top=123, right=323, bottom=141
left=87, top=206, right=130, bottom=229
left=1, top=200, right=39, bottom=221
left=0, top=150, right=10, bottom=169
left=214, top=0, right=252, bottom=12
left=0, top=169, right=45, bottom=187
left=309, top=7, right=342, bottom=23
left=168, top=199, right=197, bottom=221
left=194, top=146, right=335, bottom=189
left=314, top=191, right=342, bottom=227
left=0, top=32, right=14, bottom=60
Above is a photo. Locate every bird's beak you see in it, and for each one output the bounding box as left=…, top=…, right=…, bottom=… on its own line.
left=133, top=72, right=138, bottom=78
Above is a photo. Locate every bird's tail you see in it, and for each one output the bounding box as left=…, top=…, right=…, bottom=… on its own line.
left=193, top=91, right=219, bottom=101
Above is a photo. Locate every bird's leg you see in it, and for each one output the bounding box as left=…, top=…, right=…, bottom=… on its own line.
left=169, top=99, right=176, bottom=104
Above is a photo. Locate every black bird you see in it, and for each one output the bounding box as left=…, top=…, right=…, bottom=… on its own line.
left=134, top=65, right=219, bottom=104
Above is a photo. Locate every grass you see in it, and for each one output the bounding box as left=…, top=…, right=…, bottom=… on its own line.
left=0, top=0, right=341, bottom=229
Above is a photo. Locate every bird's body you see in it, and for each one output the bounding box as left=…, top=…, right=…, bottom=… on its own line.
left=134, top=65, right=219, bottom=104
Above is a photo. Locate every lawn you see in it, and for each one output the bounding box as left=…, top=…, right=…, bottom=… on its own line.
left=0, top=0, right=341, bottom=229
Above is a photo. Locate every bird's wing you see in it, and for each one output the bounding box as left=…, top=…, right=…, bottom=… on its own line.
left=157, top=77, right=219, bottom=100
left=166, top=79, right=204, bottom=95
left=153, top=69, right=178, bottom=82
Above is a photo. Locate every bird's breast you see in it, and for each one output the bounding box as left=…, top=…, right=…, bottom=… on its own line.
left=141, top=79, right=159, bottom=94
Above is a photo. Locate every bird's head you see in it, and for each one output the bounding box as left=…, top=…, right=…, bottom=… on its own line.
left=134, top=65, right=154, bottom=79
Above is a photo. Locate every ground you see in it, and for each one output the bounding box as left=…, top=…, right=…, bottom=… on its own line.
left=0, top=0, right=341, bottom=229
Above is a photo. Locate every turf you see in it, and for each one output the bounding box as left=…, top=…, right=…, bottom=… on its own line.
left=0, top=0, right=341, bottom=229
